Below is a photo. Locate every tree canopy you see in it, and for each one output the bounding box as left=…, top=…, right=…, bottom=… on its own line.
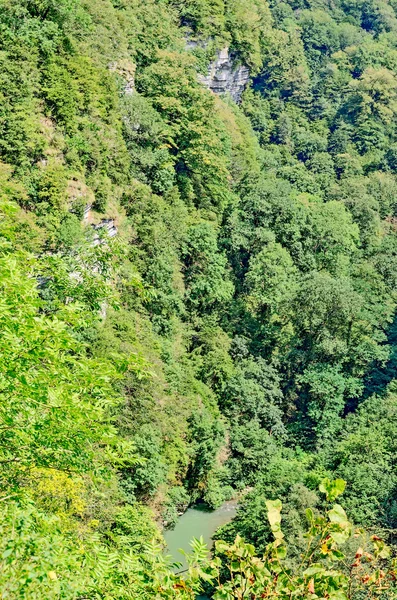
left=1, top=0, right=397, bottom=596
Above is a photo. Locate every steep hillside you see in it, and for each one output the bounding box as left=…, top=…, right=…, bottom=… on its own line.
left=1, top=0, right=397, bottom=597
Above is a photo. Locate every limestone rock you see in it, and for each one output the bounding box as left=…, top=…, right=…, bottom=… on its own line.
left=197, top=46, right=250, bottom=102
left=92, top=219, right=118, bottom=246
left=109, top=59, right=136, bottom=96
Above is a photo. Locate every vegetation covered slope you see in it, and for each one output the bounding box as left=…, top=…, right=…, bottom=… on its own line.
left=1, top=0, right=397, bottom=597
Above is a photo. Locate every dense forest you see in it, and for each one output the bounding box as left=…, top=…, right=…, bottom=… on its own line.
left=2, top=0, right=397, bottom=597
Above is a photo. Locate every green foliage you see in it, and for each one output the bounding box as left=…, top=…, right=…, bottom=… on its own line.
left=124, top=424, right=168, bottom=500
left=182, top=221, right=234, bottom=313
left=0, top=251, right=131, bottom=491
left=186, top=409, right=225, bottom=499
left=192, top=482, right=397, bottom=600
left=324, top=388, right=397, bottom=527
left=2, top=0, right=397, bottom=596
left=319, top=478, right=347, bottom=503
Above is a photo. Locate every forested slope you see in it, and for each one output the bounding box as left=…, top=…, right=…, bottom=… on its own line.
left=1, top=0, right=397, bottom=597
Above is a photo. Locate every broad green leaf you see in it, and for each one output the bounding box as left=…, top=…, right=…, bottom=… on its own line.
left=328, top=504, right=349, bottom=526
left=266, top=499, right=284, bottom=540
left=319, top=479, right=346, bottom=502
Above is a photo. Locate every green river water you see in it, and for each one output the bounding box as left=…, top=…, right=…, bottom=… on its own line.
left=163, top=500, right=238, bottom=599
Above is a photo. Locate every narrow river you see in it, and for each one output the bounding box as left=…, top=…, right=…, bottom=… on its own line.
left=164, top=500, right=237, bottom=567
left=164, top=500, right=237, bottom=599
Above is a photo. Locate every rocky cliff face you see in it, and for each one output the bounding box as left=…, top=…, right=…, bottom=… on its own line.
left=189, top=44, right=250, bottom=102
left=109, top=59, right=136, bottom=96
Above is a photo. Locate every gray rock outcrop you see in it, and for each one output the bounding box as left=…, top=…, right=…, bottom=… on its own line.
left=92, top=219, right=118, bottom=246
left=197, top=46, right=250, bottom=102
left=109, top=60, right=135, bottom=96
